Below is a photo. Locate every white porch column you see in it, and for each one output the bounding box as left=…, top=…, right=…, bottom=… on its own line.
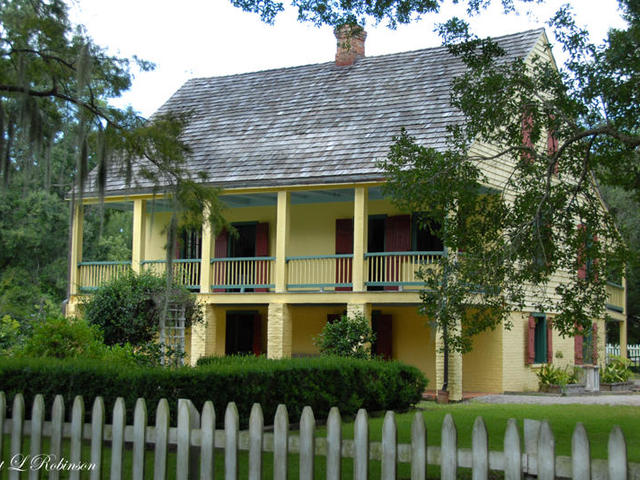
left=274, top=191, right=291, bottom=293
left=69, top=202, right=84, bottom=296
left=200, top=204, right=213, bottom=293
left=352, top=186, right=368, bottom=292
left=131, top=199, right=147, bottom=273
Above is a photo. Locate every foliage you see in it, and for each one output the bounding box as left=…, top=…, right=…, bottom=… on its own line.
left=536, top=364, right=580, bottom=387
left=313, top=312, right=376, bottom=359
left=82, top=270, right=202, bottom=364
left=0, top=355, right=427, bottom=426
left=0, top=315, right=21, bottom=354
left=229, top=0, right=541, bottom=27
left=601, top=355, right=632, bottom=383
left=16, top=314, right=105, bottom=359
left=0, top=187, right=69, bottom=323
left=82, top=206, right=133, bottom=261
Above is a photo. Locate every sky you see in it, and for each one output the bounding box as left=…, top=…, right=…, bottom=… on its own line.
left=68, top=0, right=627, bottom=117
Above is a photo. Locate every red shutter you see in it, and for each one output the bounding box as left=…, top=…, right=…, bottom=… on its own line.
left=373, top=315, right=393, bottom=360
left=385, top=215, right=411, bottom=291
left=546, top=319, right=553, bottom=364
left=592, top=323, right=598, bottom=365
left=526, top=315, right=536, bottom=365
left=252, top=313, right=262, bottom=356
left=255, top=223, right=269, bottom=292
left=574, top=325, right=584, bottom=365
left=335, top=219, right=353, bottom=291
left=213, top=230, right=229, bottom=292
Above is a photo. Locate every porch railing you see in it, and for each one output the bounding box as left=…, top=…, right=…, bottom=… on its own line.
left=77, top=261, right=131, bottom=291
left=365, top=251, right=444, bottom=289
left=142, top=259, right=201, bottom=290
left=210, top=257, right=275, bottom=291
left=606, top=282, right=624, bottom=313
left=286, top=255, right=353, bottom=290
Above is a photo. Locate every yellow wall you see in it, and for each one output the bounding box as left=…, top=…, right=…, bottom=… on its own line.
left=145, top=211, right=171, bottom=260
left=462, top=327, right=504, bottom=393
left=500, top=312, right=600, bottom=392
left=290, top=305, right=347, bottom=355
left=379, top=306, right=436, bottom=386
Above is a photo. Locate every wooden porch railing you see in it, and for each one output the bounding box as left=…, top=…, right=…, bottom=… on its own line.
left=77, top=261, right=131, bottom=291
left=364, top=251, right=444, bottom=289
left=210, top=257, right=275, bottom=291
left=142, top=259, right=201, bottom=290
left=286, top=255, right=353, bottom=291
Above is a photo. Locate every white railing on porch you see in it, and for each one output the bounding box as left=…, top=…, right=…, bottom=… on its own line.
left=210, top=257, right=275, bottom=291
left=365, top=251, right=443, bottom=289
left=2, top=392, right=636, bottom=480
left=142, top=259, right=201, bottom=290
left=77, top=261, right=131, bottom=291
left=286, top=255, right=353, bottom=290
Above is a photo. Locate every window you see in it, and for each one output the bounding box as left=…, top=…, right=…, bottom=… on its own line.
left=527, top=313, right=552, bottom=364
left=534, top=315, right=547, bottom=364
left=412, top=214, right=443, bottom=252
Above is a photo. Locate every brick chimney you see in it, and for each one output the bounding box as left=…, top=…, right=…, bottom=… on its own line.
left=334, top=25, right=367, bottom=66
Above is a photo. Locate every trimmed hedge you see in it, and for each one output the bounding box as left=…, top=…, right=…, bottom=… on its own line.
left=0, top=356, right=427, bottom=427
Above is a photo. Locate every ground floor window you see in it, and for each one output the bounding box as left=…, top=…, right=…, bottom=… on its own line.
left=533, top=314, right=548, bottom=364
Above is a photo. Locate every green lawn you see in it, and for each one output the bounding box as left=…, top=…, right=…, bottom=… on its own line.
left=3, top=401, right=638, bottom=479
left=332, top=401, right=640, bottom=458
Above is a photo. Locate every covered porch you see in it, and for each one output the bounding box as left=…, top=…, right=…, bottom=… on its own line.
left=70, top=184, right=446, bottom=296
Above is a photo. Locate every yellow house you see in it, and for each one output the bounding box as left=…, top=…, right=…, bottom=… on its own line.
left=67, top=28, right=627, bottom=400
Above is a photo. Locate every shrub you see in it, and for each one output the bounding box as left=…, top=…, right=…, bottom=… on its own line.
left=0, top=356, right=427, bottom=426
left=536, top=364, right=580, bottom=387
left=601, top=355, right=632, bottom=383
left=17, top=315, right=106, bottom=359
left=313, top=312, right=375, bottom=359
left=83, top=270, right=203, bottom=365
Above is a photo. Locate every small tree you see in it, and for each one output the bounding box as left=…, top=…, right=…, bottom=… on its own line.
left=314, top=312, right=376, bottom=359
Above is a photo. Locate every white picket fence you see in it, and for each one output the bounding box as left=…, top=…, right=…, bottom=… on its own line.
left=606, top=343, right=640, bottom=358
left=606, top=343, right=640, bottom=368
left=0, top=392, right=637, bottom=480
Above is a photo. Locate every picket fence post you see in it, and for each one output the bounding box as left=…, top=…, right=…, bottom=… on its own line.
left=29, top=394, right=45, bottom=480
left=90, top=397, right=105, bottom=480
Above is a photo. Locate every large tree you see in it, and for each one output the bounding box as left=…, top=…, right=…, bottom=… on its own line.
left=231, top=0, right=639, bottom=375
left=0, top=0, right=228, bottom=319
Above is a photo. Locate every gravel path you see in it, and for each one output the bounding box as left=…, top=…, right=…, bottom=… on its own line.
left=471, top=393, right=640, bottom=406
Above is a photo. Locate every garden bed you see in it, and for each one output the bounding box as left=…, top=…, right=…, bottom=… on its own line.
left=600, top=381, right=634, bottom=392
left=539, top=383, right=585, bottom=394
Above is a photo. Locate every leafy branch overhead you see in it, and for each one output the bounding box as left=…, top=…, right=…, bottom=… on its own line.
left=230, top=0, right=543, bottom=27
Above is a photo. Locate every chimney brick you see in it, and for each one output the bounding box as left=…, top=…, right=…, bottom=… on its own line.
left=335, top=25, right=367, bottom=66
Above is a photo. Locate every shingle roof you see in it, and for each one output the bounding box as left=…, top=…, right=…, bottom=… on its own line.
left=93, top=29, right=544, bottom=196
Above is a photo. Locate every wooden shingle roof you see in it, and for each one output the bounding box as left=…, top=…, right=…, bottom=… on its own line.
left=94, top=29, right=544, bottom=196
